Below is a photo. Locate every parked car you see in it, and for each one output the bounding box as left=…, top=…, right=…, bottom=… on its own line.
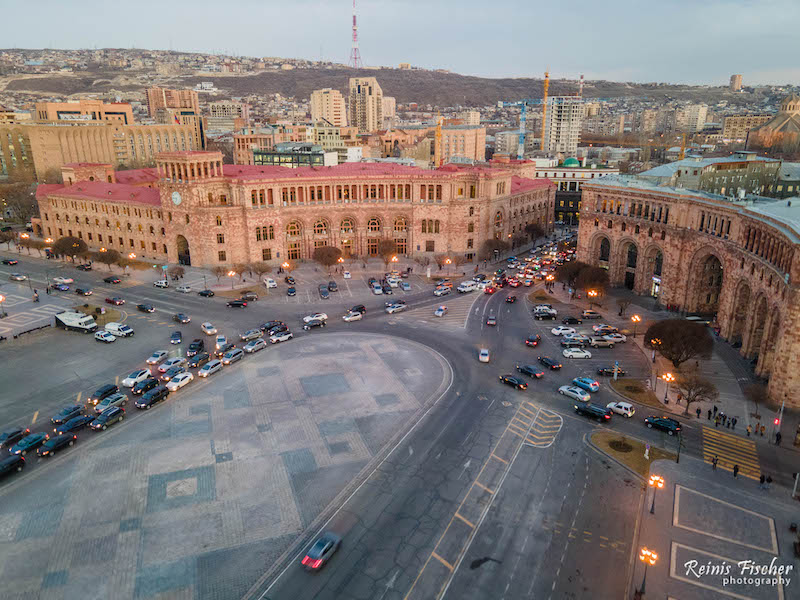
left=95, top=331, right=116, bottom=343
left=287, top=287, right=297, bottom=296
left=161, top=365, right=187, bottom=382
left=551, top=326, right=576, bottom=336
left=607, top=402, right=635, bottom=418
left=240, top=329, right=262, bottom=342
left=327, top=281, right=338, bottom=292
left=516, top=364, right=544, bottom=379
left=603, top=333, right=627, bottom=344
left=597, top=366, right=627, bottom=377
left=270, top=331, right=294, bottom=344
left=285, top=276, right=296, bottom=285
left=589, top=337, right=614, bottom=348
left=582, top=310, right=602, bottom=319
left=90, top=407, right=125, bottom=430
left=244, top=339, right=267, bottom=353
left=198, top=360, right=223, bottom=378
left=574, top=403, right=612, bottom=422
left=188, top=352, right=211, bottom=368
left=644, top=416, right=682, bottom=435
left=318, top=285, right=330, bottom=299
left=158, top=357, right=186, bottom=373
left=562, top=348, right=592, bottom=359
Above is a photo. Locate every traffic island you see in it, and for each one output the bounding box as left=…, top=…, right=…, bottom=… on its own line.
left=591, top=431, right=676, bottom=478
left=73, top=304, right=121, bottom=327
left=610, top=378, right=664, bottom=409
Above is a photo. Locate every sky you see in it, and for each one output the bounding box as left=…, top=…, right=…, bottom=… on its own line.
left=2, top=0, right=799, bottom=86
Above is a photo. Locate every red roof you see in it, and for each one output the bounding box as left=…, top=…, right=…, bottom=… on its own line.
left=115, top=168, right=159, bottom=185
left=42, top=182, right=160, bottom=206
left=222, top=162, right=444, bottom=181
left=511, top=176, right=553, bottom=193
left=63, top=162, right=112, bottom=168
left=36, top=184, right=63, bottom=200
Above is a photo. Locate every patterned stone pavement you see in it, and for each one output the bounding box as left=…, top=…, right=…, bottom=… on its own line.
left=0, top=333, right=449, bottom=600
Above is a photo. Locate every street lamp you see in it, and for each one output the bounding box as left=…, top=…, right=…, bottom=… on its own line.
left=649, top=474, right=664, bottom=514
left=638, top=547, right=658, bottom=595
left=0, top=293, right=6, bottom=317
left=282, top=262, right=290, bottom=273
left=227, top=270, right=236, bottom=289
left=445, top=257, right=452, bottom=275
left=650, top=337, right=661, bottom=366
left=45, top=238, right=53, bottom=244
left=588, top=289, right=598, bottom=308
left=631, top=314, right=641, bottom=338
left=662, top=372, right=675, bottom=403
left=128, top=253, right=136, bottom=259
left=391, top=256, right=398, bottom=263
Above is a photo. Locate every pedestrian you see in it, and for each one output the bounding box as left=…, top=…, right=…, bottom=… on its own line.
left=45, top=286, right=50, bottom=295
left=760, top=425, right=765, bottom=437
left=715, top=415, right=720, bottom=427
left=713, top=405, right=718, bottom=416
left=732, top=417, right=737, bottom=430
left=766, top=475, right=772, bottom=490
left=696, top=407, right=702, bottom=419
left=755, top=421, right=760, bottom=434
left=733, top=465, right=739, bottom=478
left=775, top=432, right=782, bottom=446
left=746, top=425, right=751, bottom=437
left=707, top=409, right=712, bottom=420
left=726, top=417, right=731, bottom=429
left=760, top=474, right=766, bottom=489
left=712, top=455, right=718, bottom=470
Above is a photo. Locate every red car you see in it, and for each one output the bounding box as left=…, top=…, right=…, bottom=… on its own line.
left=105, top=297, right=125, bottom=305
left=505, top=295, right=517, bottom=303
left=484, top=286, right=496, bottom=294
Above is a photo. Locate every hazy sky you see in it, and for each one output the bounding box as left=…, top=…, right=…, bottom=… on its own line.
left=3, top=0, right=799, bottom=85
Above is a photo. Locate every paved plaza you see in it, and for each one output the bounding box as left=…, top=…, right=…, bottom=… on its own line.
left=0, top=333, right=450, bottom=600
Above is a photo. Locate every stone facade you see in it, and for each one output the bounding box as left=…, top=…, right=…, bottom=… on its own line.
left=576, top=176, right=800, bottom=407
left=36, top=151, right=555, bottom=270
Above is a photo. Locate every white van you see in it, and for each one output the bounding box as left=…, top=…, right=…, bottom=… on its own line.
left=153, top=280, right=169, bottom=288
left=457, top=280, right=477, bottom=293
left=105, top=322, right=135, bottom=337
left=263, top=277, right=277, bottom=289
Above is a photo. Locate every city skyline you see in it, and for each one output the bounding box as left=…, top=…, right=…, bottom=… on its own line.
left=2, top=0, right=799, bottom=86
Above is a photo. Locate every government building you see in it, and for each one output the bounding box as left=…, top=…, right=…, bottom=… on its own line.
left=35, top=150, right=554, bottom=269
left=575, top=173, right=799, bottom=406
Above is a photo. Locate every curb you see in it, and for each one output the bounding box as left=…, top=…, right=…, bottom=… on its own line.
left=583, top=431, right=646, bottom=482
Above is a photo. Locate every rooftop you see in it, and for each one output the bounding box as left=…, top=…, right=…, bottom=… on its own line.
left=42, top=182, right=161, bottom=206
left=115, top=168, right=160, bottom=185
left=511, top=176, right=553, bottom=193
left=640, top=154, right=781, bottom=179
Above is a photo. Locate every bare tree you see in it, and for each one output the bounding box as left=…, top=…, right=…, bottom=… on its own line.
left=675, top=370, right=719, bottom=416
left=251, top=262, right=272, bottom=278
left=233, top=263, right=248, bottom=280
left=743, top=383, right=768, bottom=420
left=644, top=320, right=714, bottom=369
left=478, top=239, right=510, bottom=261
left=211, top=266, right=227, bottom=282
left=0, top=231, right=14, bottom=250
left=168, top=265, right=185, bottom=279
left=617, top=298, right=632, bottom=317
left=312, top=246, right=342, bottom=274
left=524, top=223, right=545, bottom=244
left=555, top=260, right=589, bottom=288
left=94, top=249, right=121, bottom=270
left=377, top=239, right=397, bottom=269
left=574, top=266, right=609, bottom=294
left=52, top=236, right=87, bottom=261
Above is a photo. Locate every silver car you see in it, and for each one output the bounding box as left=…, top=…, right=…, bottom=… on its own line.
left=240, top=329, right=262, bottom=342
left=198, top=360, right=222, bottom=378
left=94, top=392, right=128, bottom=414
left=270, top=331, right=294, bottom=344
left=222, top=348, right=245, bottom=365
left=244, top=338, right=267, bottom=353
left=558, top=385, right=591, bottom=402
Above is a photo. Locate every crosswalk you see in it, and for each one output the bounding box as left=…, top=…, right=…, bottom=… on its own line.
left=702, top=427, right=761, bottom=480
left=394, top=292, right=480, bottom=328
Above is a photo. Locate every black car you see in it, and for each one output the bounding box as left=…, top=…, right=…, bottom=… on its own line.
left=538, top=356, right=562, bottom=370
left=137, top=303, right=155, bottom=313
left=187, top=339, right=204, bottom=357
left=644, top=416, right=682, bottom=435
left=54, top=415, right=95, bottom=435
left=88, top=384, right=119, bottom=407
left=0, top=455, right=25, bottom=478
left=240, top=291, right=259, bottom=301
left=188, top=352, right=211, bottom=368
left=173, top=313, right=191, bottom=324
left=525, top=334, right=541, bottom=347
left=37, top=434, right=77, bottom=457
left=136, top=386, right=169, bottom=410
left=499, top=374, right=528, bottom=390
left=319, top=285, right=330, bottom=300
left=0, top=428, right=30, bottom=449
left=350, top=305, right=366, bottom=314
left=367, top=277, right=377, bottom=288
left=170, top=331, right=183, bottom=345
left=505, top=295, right=517, bottom=303
left=516, top=364, right=544, bottom=379
left=215, top=342, right=236, bottom=357
left=227, top=299, right=247, bottom=308
left=90, top=406, right=125, bottom=430
left=2, top=259, right=18, bottom=266
left=597, top=366, right=627, bottom=377
left=132, top=377, right=159, bottom=396
left=75, top=288, right=93, bottom=296
left=575, top=403, right=612, bottom=422
left=327, top=281, right=338, bottom=292
left=303, top=319, right=326, bottom=331
left=382, top=284, right=393, bottom=295
left=161, top=365, right=186, bottom=381
left=287, top=287, right=296, bottom=296
left=473, top=274, right=486, bottom=282
left=76, top=263, right=92, bottom=271
left=533, top=311, right=556, bottom=321
left=198, top=289, right=215, bottom=297
left=266, top=324, right=288, bottom=337
left=103, top=276, right=121, bottom=284
left=261, top=320, right=284, bottom=332
left=562, top=316, right=583, bottom=325
left=561, top=338, right=586, bottom=348
left=285, top=276, right=296, bottom=285
left=9, top=432, right=48, bottom=455
left=51, top=405, right=83, bottom=425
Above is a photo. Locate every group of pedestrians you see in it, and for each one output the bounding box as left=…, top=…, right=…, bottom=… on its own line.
left=706, top=405, right=738, bottom=430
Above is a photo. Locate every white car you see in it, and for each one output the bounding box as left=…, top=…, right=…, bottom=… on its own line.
left=433, top=287, right=450, bottom=297
left=198, top=360, right=223, bottom=378
left=158, top=357, right=186, bottom=373
left=270, top=331, right=294, bottom=344
left=215, top=335, right=227, bottom=349
left=607, top=401, right=636, bottom=418
left=9, top=273, right=28, bottom=281
left=201, top=322, right=217, bottom=335
left=558, top=385, right=591, bottom=402
left=603, top=333, right=627, bottom=344
left=385, top=303, right=406, bottom=314
left=434, top=306, right=447, bottom=317
left=303, top=313, right=328, bottom=323
left=263, top=277, right=277, bottom=288
left=478, top=348, right=490, bottom=363
left=52, top=276, right=73, bottom=284
left=562, top=348, right=592, bottom=359
left=153, top=280, right=169, bottom=288
left=551, top=326, right=576, bottom=336
left=371, top=284, right=383, bottom=295
left=476, top=281, right=490, bottom=290
left=343, top=271, right=351, bottom=279
left=387, top=278, right=400, bottom=288
left=343, top=312, right=363, bottom=322
left=166, top=372, right=194, bottom=391
left=244, top=338, right=267, bottom=353
left=94, top=331, right=116, bottom=343
left=146, top=350, right=169, bottom=365
left=122, top=369, right=150, bottom=388
left=176, top=285, right=192, bottom=293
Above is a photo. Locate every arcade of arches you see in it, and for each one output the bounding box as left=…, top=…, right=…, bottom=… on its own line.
left=577, top=180, right=800, bottom=407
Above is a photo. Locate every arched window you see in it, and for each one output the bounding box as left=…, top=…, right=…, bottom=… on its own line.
left=149, top=226, right=154, bottom=234
left=367, top=217, right=381, bottom=233
left=494, top=211, right=503, bottom=228
left=314, top=220, right=328, bottom=235
left=185, top=215, right=190, bottom=224
left=599, top=238, right=611, bottom=261
left=286, top=221, right=302, bottom=237
left=434, top=220, right=440, bottom=234
left=161, top=227, right=166, bottom=236
left=268, top=225, right=275, bottom=240
left=422, top=220, right=428, bottom=234
left=340, top=218, right=354, bottom=234
left=394, top=217, right=407, bottom=232
left=216, top=216, right=222, bottom=226
left=207, top=192, right=213, bottom=202
left=469, top=206, right=475, bottom=217
left=648, top=228, right=653, bottom=238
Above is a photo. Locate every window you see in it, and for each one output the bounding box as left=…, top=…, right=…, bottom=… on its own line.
left=469, top=206, right=474, bottom=216
left=470, top=185, right=476, bottom=199
left=394, top=217, right=407, bottom=232
left=422, top=220, right=427, bottom=234
left=494, top=211, right=503, bottom=228
left=287, top=221, right=302, bottom=237
left=467, top=238, right=473, bottom=249
left=216, top=216, right=223, bottom=226
left=434, top=220, right=440, bottom=234
left=340, top=218, right=354, bottom=235
left=217, top=233, right=225, bottom=244
left=219, top=194, right=228, bottom=205
left=262, top=248, right=272, bottom=261
left=425, top=240, right=435, bottom=252
left=218, top=251, right=227, bottom=262
left=268, top=225, right=274, bottom=240
left=467, top=222, right=474, bottom=233
left=367, top=218, right=381, bottom=233
left=256, top=228, right=263, bottom=242
left=313, top=220, right=328, bottom=235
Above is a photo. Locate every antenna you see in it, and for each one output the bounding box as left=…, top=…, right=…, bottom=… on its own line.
left=579, top=74, right=584, bottom=98
left=349, top=0, right=362, bottom=68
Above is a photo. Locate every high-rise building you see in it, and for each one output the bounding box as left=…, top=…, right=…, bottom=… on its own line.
left=310, top=88, right=348, bottom=127
left=674, top=104, right=708, bottom=132
left=494, top=131, right=519, bottom=156
left=458, top=111, right=481, bottom=126
left=32, top=100, right=134, bottom=125
left=632, top=109, right=658, bottom=134
left=348, top=77, right=383, bottom=134
left=145, top=87, right=200, bottom=117
left=543, top=97, right=583, bottom=155
left=722, top=114, right=772, bottom=140
left=207, top=101, right=250, bottom=132
left=730, top=74, right=743, bottom=92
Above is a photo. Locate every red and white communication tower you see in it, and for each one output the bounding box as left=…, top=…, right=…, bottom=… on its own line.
left=349, top=0, right=362, bottom=68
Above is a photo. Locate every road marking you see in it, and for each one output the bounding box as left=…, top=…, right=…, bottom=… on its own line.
left=75, top=391, right=82, bottom=403
left=431, top=552, right=454, bottom=571
left=454, top=513, right=475, bottom=528
left=31, top=411, right=38, bottom=424
left=490, top=453, right=508, bottom=465
left=474, top=481, right=494, bottom=494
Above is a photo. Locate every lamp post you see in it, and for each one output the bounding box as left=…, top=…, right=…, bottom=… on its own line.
left=128, top=253, right=136, bottom=259
left=588, top=289, right=598, bottom=308
left=631, top=314, right=641, bottom=338
left=0, top=293, right=6, bottom=318
left=282, top=262, right=290, bottom=274
left=649, top=474, right=664, bottom=514
left=662, top=372, right=675, bottom=403
left=546, top=273, right=554, bottom=292
left=650, top=337, right=661, bottom=368
left=445, top=257, right=452, bottom=275
left=227, top=270, right=236, bottom=289
left=638, top=547, right=658, bottom=595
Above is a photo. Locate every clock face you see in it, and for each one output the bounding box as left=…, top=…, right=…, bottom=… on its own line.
left=172, top=191, right=182, bottom=206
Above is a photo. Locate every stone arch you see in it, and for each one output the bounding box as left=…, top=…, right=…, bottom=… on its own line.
left=592, top=234, right=611, bottom=265
left=313, top=218, right=329, bottom=236
left=613, top=238, right=639, bottom=290
left=366, top=217, right=382, bottom=233
left=340, top=217, right=356, bottom=236
left=745, top=294, right=769, bottom=360
left=728, top=280, right=751, bottom=344
left=642, top=244, right=664, bottom=297
left=758, top=309, right=782, bottom=375
left=685, top=247, right=725, bottom=315
left=176, top=235, right=190, bottom=266
left=286, top=220, right=303, bottom=237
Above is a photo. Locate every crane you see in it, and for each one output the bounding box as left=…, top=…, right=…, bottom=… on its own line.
left=541, top=69, right=550, bottom=154
left=496, top=98, right=545, bottom=159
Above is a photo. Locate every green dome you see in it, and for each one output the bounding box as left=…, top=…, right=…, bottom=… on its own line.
left=563, top=157, right=580, bottom=167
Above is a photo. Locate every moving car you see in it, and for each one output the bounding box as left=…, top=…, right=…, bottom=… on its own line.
left=158, top=357, right=186, bottom=373
left=301, top=532, right=341, bottom=570
left=499, top=374, right=528, bottom=390
left=95, top=331, right=116, bottom=343
left=132, top=378, right=159, bottom=396
left=538, top=356, right=562, bottom=370
left=94, top=392, right=128, bottom=414
left=284, top=276, right=296, bottom=285
left=478, top=348, right=490, bottom=363
left=198, top=289, right=215, bottom=297
left=240, top=329, right=262, bottom=342
left=215, top=335, right=227, bottom=349
left=75, top=288, right=93, bottom=296
left=198, top=360, right=223, bottom=378
left=505, top=295, right=517, bottom=303
left=222, top=348, right=245, bottom=365
left=562, top=316, right=582, bottom=325
left=2, top=259, right=18, bottom=265
left=434, top=287, right=451, bottom=297
left=592, top=324, right=619, bottom=335
left=533, top=309, right=556, bottom=321
left=135, top=386, right=169, bottom=410
left=303, top=319, right=326, bottom=331
left=240, top=291, right=259, bottom=301
left=343, top=271, right=351, bottom=279
left=551, top=326, right=576, bottom=336
left=52, top=276, right=73, bottom=284
left=8, top=273, right=27, bottom=281
left=54, top=415, right=94, bottom=436
left=52, top=283, right=70, bottom=291
left=76, top=264, right=92, bottom=271
left=153, top=280, right=169, bottom=288
left=186, top=339, right=205, bottom=357
left=644, top=416, right=682, bottom=435
left=371, top=283, right=384, bottom=295
left=434, top=306, right=447, bottom=317
left=483, top=285, right=496, bottom=295
left=597, top=366, right=626, bottom=377
left=9, top=432, right=48, bottom=455
left=201, top=322, right=217, bottom=335
left=146, top=350, right=169, bottom=365
left=173, top=313, right=191, bottom=324
left=166, top=372, right=194, bottom=391
left=582, top=309, right=602, bottom=319
left=88, top=384, right=120, bottom=406
left=607, top=402, right=635, bottom=418
left=486, top=314, right=497, bottom=326
left=161, top=365, right=186, bottom=382
left=303, top=313, right=328, bottom=323
left=343, top=312, right=363, bottom=322
left=270, top=331, right=294, bottom=344
left=176, top=285, right=192, bottom=293
left=574, top=403, right=612, bottom=422
left=561, top=337, right=587, bottom=349
left=525, top=334, right=541, bottom=347
left=37, top=434, right=77, bottom=457
left=90, top=407, right=125, bottom=430
left=170, top=331, right=182, bottom=345
left=0, top=455, right=25, bottom=478
left=103, top=276, right=121, bottom=284
left=105, top=297, right=125, bottom=305
left=558, top=385, right=591, bottom=402
left=227, top=299, right=247, bottom=308
left=0, top=428, right=30, bottom=449
left=188, top=352, right=211, bottom=368
left=137, top=303, right=155, bottom=313
left=562, top=348, right=592, bottom=359
left=287, top=287, right=296, bottom=296
left=516, top=364, right=544, bottom=379
left=51, top=405, right=83, bottom=425
left=572, top=377, right=600, bottom=392
left=244, top=339, right=267, bottom=353
left=215, top=342, right=236, bottom=357
left=350, top=305, right=367, bottom=315
left=400, top=281, right=411, bottom=291
left=385, top=303, right=406, bottom=314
